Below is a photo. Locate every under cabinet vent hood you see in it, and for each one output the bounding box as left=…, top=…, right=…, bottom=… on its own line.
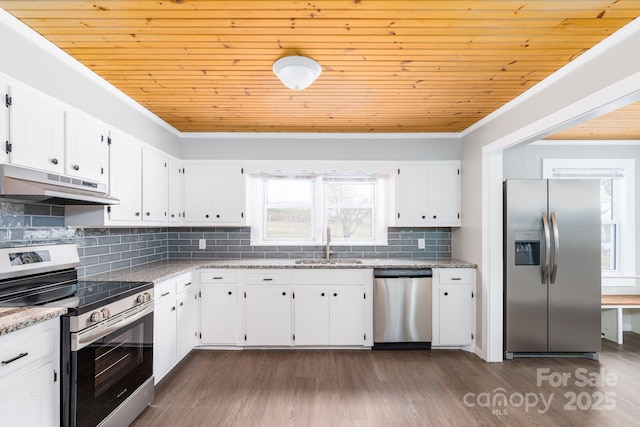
left=0, top=164, right=119, bottom=205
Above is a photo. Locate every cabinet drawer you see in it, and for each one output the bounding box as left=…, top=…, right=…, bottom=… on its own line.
left=0, top=321, right=55, bottom=379
left=154, top=280, right=176, bottom=303
left=175, top=273, right=194, bottom=293
left=438, top=269, right=474, bottom=285
left=246, top=272, right=291, bottom=285
left=200, top=271, right=237, bottom=284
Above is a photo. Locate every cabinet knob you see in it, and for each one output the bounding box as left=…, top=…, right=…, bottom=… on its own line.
left=205, top=214, right=210, bottom=218
left=135, top=212, right=140, bottom=216
left=421, top=215, right=426, bottom=219
left=171, top=306, right=176, bottom=311
left=321, top=293, right=325, bottom=297
left=146, top=212, right=150, bottom=216
left=333, top=293, right=338, bottom=297
left=216, top=214, right=220, bottom=218
left=51, top=158, right=59, bottom=165
left=73, top=164, right=80, bottom=171
left=433, top=215, right=437, bottom=219
left=282, top=292, right=286, bottom=296
left=171, top=214, right=175, bottom=218
left=228, top=291, right=232, bottom=295
left=180, top=302, right=184, bottom=307
left=444, top=292, right=449, bottom=296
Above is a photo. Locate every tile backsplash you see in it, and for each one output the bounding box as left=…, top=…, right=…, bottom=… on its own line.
left=0, top=201, right=451, bottom=277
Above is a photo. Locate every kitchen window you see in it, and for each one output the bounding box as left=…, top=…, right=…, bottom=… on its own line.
left=254, top=172, right=388, bottom=246
left=543, top=158, right=636, bottom=287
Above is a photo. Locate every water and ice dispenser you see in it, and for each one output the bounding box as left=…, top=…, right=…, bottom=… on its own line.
left=514, top=231, right=541, bottom=266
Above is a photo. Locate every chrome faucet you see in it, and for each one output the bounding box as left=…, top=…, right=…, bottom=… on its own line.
left=325, top=227, right=336, bottom=260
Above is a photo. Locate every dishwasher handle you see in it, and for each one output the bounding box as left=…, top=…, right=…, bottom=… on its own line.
left=374, top=268, right=432, bottom=278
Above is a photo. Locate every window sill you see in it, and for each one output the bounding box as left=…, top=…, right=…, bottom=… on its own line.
left=602, top=274, right=637, bottom=287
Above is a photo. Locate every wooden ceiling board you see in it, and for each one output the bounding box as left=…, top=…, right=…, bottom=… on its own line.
left=0, top=0, right=639, bottom=133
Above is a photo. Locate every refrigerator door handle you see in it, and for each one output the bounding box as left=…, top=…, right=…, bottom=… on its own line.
left=550, top=211, right=559, bottom=284
left=541, top=212, right=551, bottom=284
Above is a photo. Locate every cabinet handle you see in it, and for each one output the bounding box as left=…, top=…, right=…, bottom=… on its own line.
left=228, top=291, right=232, bottom=295
left=184, top=282, right=192, bottom=286
left=444, top=292, right=449, bottom=296
left=146, top=212, right=151, bottom=216
left=321, top=293, right=325, bottom=297
left=2, top=352, right=28, bottom=365
left=333, top=293, right=338, bottom=297
left=171, top=214, right=175, bottom=218
left=179, top=302, right=184, bottom=307
left=73, top=164, right=80, bottom=171
left=161, top=292, right=170, bottom=297
left=205, top=214, right=210, bottom=218
left=51, top=158, right=59, bottom=165
left=216, top=214, right=220, bottom=218
left=422, top=215, right=426, bottom=219
left=171, top=306, right=176, bottom=311
left=433, top=216, right=437, bottom=219
left=263, top=278, right=273, bottom=282
left=451, top=278, right=462, bottom=281
left=282, top=292, right=286, bottom=296
left=135, top=212, right=140, bottom=216
left=213, top=277, right=223, bottom=280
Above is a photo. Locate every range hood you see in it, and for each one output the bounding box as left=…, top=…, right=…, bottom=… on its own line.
left=0, top=164, right=119, bottom=205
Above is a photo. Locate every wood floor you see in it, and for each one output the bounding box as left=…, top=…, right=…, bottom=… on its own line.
left=132, top=334, right=640, bottom=426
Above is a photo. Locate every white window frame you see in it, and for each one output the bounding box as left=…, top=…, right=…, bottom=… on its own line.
left=262, top=174, right=316, bottom=242
left=543, top=158, right=636, bottom=287
left=250, top=172, right=389, bottom=246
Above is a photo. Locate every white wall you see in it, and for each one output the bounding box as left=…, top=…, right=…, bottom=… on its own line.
left=0, top=10, right=180, bottom=156
left=180, top=134, right=461, bottom=161
left=455, top=18, right=640, bottom=361
left=503, top=142, right=640, bottom=295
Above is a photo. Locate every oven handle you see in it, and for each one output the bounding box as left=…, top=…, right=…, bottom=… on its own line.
left=72, top=303, right=154, bottom=352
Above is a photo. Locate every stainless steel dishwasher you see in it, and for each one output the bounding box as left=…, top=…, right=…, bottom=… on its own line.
left=373, top=269, right=432, bottom=349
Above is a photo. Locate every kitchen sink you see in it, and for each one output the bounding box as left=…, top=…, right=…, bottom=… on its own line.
left=295, top=259, right=364, bottom=265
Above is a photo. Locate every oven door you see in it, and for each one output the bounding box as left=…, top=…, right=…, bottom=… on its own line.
left=71, top=307, right=153, bottom=427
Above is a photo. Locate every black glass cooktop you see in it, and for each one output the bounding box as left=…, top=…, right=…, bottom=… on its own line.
left=0, top=269, right=152, bottom=315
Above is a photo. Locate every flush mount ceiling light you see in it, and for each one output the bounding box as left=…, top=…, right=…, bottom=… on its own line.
left=272, top=56, right=322, bottom=90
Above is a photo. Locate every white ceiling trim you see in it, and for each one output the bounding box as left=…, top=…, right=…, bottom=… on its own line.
left=178, top=132, right=461, bottom=140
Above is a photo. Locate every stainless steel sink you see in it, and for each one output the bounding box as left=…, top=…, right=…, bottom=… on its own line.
left=295, top=259, right=363, bottom=265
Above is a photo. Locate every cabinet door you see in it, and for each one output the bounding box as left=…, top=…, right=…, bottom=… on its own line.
left=153, top=298, right=177, bottom=384
left=108, top=133, right=142, bottom=222
left=329, top=286, right=365, bottom=346
left=245, top=286, right=292, bottom=346
left=64, top=111, right=108, bottom=183
left=428, top=164, right=460, bottom=225
left=176, top=290, right=198, bottom=361
left=142, top=147, right=168, bottom=222
left=395, top=164, right=428, bottom=225
left=293, top=287, right=329, bottom=346
left=212, top=164, right=244, bottom=223
left=184, top=163, right=215, bottom=223
left=8, top=86, right=64, bottom=174
left=0, top=361, right=57, bottom=427
left=200, top=285, right=238, bottom=345
left=0, top=80, right=8, bottom=164
left=438, top=285, right=472, bottom=346
left=168, top=158, right=184, bottom=223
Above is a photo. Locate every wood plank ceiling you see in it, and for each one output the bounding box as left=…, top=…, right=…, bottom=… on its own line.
left=0, top=0, right=639, bottom=133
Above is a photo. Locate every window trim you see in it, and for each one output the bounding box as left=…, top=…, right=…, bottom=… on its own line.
left=323, top=175, right=377, bottom=243
left=543, top=158, right=636, bottom=287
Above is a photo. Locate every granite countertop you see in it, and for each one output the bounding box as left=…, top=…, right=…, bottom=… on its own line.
left=0, top=307, right=67, bottom=336
left=88, top=258, right=476, bottom=284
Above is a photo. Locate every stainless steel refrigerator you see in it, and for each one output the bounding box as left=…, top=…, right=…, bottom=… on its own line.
left=504, top=179, right=601, bottom=360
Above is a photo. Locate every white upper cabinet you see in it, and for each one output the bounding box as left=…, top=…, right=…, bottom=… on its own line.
left=108, top=132, right=143, bottom=222
left=64, top=111, right=109, bottom=184
left=395, top=161, right=461, bottom=227
left=168, top=158, right=184, bottom=223
left=183, top=162, right=245, bottom=225
left=7, top=85, right=64, bottom=174
left=0, top=79, right=8, bottom=164
left=142, top=147, right=168, bottom=223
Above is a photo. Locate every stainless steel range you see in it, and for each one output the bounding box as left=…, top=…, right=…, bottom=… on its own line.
left=0, top=244, right=154, bottom=427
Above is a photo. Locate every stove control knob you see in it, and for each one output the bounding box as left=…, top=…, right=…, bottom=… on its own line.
left=90, top=312, right=101, bottom=323
left=136, top=294, right=145, bottom=304
left=144, top=292, right=151, bottom=302
left=101, top=308, right=110, bottom=320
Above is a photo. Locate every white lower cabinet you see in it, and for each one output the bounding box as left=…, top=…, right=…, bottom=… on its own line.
left=293, top=285, right=367, bottom=346
left=432, top=268, right=475, bottom=347
left=153, top=273, right=196, bottom=384
left=245, top=286, right=292, bottom=346
left=200, top=285, right=238, bottom=345
left=0, top=317, right=60, bottom=427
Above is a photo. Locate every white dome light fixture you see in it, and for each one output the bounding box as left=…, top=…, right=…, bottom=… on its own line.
left=272, top=56, right=322, bottom=90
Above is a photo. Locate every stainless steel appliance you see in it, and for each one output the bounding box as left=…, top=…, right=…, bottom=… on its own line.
left=504, top=179, right=601, bottom=360
left=0, top=244, right=154, bottom=426
left=0, top=164, right=119, bottom=205
left=373, top=269, right=432, bottom=349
